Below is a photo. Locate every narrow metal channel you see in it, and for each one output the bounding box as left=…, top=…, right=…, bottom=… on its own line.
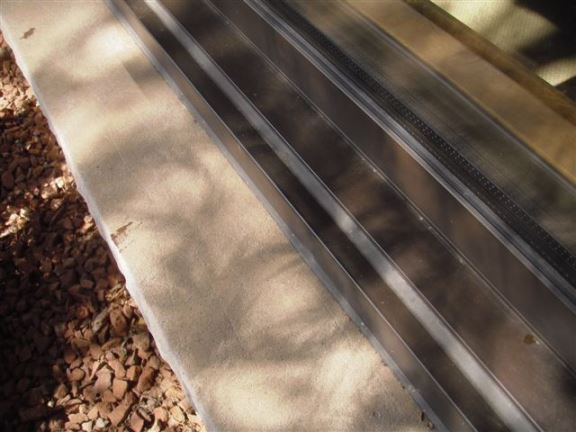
left=207, top=0, right=576, bottom=372
left=148, top=1, right=543, bottom=430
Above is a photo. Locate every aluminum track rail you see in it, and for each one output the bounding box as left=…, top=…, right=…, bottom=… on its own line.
left=107, top=0, right=576, bottom=430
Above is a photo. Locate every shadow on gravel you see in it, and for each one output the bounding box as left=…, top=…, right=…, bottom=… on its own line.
left=0, top=3, right=430, bottom=429
left=0, top=37, right=122, bottom=430
left=0, top=30, right=200, bottom=432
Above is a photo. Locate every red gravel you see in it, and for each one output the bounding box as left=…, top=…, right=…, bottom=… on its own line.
left=0, top=32, right=205, bottom=432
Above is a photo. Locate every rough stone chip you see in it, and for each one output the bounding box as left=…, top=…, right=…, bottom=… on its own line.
left=126, top=365, right=140, bottom=382
left=94, top=370, right=112, bottom=395
left=109, top=309, right=128, bottom=336
left=136, top=366, right=155, bottom=393
left=107, top=393, right=135, bottom=426
left=112, top=378, right=128, bottom=400
left=170, top=405, right=185, bottom=423
left=153, top=406, right=168, bottom=424
left=129, top=412, right=145, bottom=432
left=69, top=368, right=85, bottom=382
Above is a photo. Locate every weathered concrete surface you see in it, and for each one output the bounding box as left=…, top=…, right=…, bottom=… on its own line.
left=1, top=1, right=427, bottom=431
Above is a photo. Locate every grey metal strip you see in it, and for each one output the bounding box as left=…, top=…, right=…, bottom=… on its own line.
left=223, top=0, right=576, bottom=370
left=146, top=1, right=539, bottom=430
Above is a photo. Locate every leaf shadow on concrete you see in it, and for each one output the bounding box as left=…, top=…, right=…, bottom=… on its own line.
left=52, top=9, right=428, bottom=432
left=11, top=3, right=432, bottom=431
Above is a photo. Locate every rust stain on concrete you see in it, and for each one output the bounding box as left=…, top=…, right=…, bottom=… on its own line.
left=21, top=28, right=35, bottom=40
left=111, top=221, right=133, bottom=247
